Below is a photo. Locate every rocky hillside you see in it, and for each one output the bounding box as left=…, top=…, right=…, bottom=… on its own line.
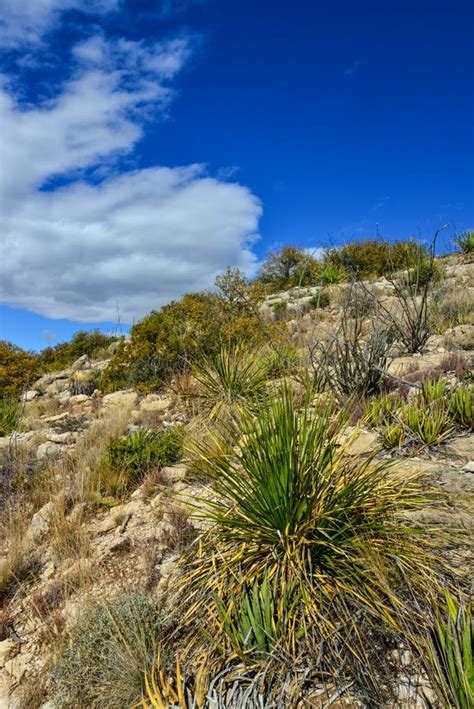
left=0, top=254, right=473, bottom=708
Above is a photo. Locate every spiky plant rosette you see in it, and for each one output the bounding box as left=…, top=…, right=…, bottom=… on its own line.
left=190, top=344, right=273, bottom=422
left=181, top=384, right=444, bottom=664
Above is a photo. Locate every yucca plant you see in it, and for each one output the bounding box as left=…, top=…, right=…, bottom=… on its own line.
left=422, top=378, right=449, bottom=406
left=449, top=386, right=474, bottom=430
left=401, top=401, right=454, bottom=446
left=183, top=384, right=440, bottom=662
left=455, top=230, right=474, bottom=255
left=425, top=591, right=473, bottom=709
left=320, top=261, right=347, bottom=285
left=191, top=344, right=272, bottom=422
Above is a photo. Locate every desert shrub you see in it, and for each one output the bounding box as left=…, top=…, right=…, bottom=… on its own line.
left=0, top=340, right=38, bottom=396
left=364, top=394, right=399, bottom=428
left=37, top=330, right=116, bottom=372
left=381, top=421, right=406, bottom=449
left=101, top=290, right=271, bottom=393
left=432, top=290, right=474, bottom=332
left=448, top=386, right=473, bottom=430
left=257, top=246, right=321, bottom=291
left=421, top=378, right=449, bottom=406
left=424, top=591, right=473, bottom=709
left=0, top=395, right=21, bottom=436
left=184, top=385, right=440, bottom=666
left=313, top=309, right=394, bottom=399
left=309, top=289, right=330, bottom=309
left=324, top=239, right=424, bottom=278
left=51, top=593, right=170, bottom=708
left=454, top=229, right=474, bottom=255
left=104, top=427, right=183, bottom=493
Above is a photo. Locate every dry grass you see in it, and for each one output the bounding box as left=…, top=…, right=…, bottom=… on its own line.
left=0, top=500, right=41, bottom=602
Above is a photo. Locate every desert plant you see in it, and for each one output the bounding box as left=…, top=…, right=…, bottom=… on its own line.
left=319, top=260, right=347, bottom=284
left=364, top=394, right=399, bottom=428
left=184, top=385, right=440, bottom=663
left=422, top=378, right=449, bottom=406
left=105, top=427, right=183, bottom=491
left=191, top=345, right=272, bottom=421
left=0, top=395, right=21, bottom=436
left=454, top=229, right=474, bottom=255
left=401, top=401, right=454, bottom=446
left=139, top=654, right=210, bottom=709
left=425, top=591, right=473, bottom=709
left=313, top=305, right=394, bottom=399
left=381, top=421, right=406, bottom=449
left=52, top=594, right=169, bottom=708
left=309, top=289, right=330, bottom=309
left=449, top=386, right=474, bottom=430
left=69, top=370, right=98, bottom=396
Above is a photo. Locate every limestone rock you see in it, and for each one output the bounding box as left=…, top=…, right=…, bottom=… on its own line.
left=101, top=390, right=138, bottom=409
left=139, top=394, right=173, bottom=413
left=444, top=434, right=474, bottom=462
left=0, top=640, right=18, bottom=669
left=27, top=501, right=55, bottom=541
left=445, top=323, right=474, bottom=350
left=69, top=394, right=89, bottom=404
left=161, top=465, right=187, bottom=483
left=36, top=442, right=62, bottom=460
left=46, top=432, right=77, bottom=444
left=23, top=390, right=39, bottom=402
left=70, top=354, right=90, bottom=372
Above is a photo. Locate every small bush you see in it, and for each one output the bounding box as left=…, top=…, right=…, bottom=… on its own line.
left=69, top=370, right=99, bottom=396
left=319, top=260, right=346, bottom=284
left=421, top=378, right=448, bottom=406
left=309, top=289, right=330, bottom=309
left=324, top=239, right=424, bottom=279
left=0, top=395, right=21, bottom=436
left=37, top=330, right=116, bottom=373
left=454, top=229, right=474, bottom=255
left=0, top=340, right=38, bottom=396
left=52, top=594, right=170, bottom=708
left=257, top=246, right=321, bottom=290
left=105, top=427, right=183, bottom=491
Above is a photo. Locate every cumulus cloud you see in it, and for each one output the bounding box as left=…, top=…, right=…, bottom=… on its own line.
left=0, top=32, right=262, bottom=322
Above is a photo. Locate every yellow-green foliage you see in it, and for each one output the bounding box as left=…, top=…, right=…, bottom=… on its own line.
left=0, top=340, right=39, bottom=395
left=401, top=401, right=453, bottom=446
left=101, top=285, right=275, bottom=393
left=184, top=385, right=439, bottom=662
left=325, top=238, right=428, bottom=278
left=97, top=426, right=183, bottom=497
left=0, top=395, right=21, bottom=436
left=455, top=229, right=474, bottom=255
left=37, top=330, right=116, bottom=372
left=257, top=245, right=321, bottom=291
left=426, top=591, right=473, bottom=709
left=449, top=386, right=473, bottom=430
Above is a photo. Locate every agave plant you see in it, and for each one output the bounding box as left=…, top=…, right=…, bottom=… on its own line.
left=402, top=401, right=454, bottom=446
left=422, top=378, right=449, bottom=406
left=364, top=394, right=399, bottom=428
left=184, top=384, right=440, bottom=661
left=425, top=591, right=473, bottom=709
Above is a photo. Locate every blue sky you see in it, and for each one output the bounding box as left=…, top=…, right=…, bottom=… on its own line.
left=1, top=0, right=473, bottom=351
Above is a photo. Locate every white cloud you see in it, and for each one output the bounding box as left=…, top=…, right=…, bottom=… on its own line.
left=0, top=0, right=119, bottom=47
left=0, top=34, right=262, bottom=323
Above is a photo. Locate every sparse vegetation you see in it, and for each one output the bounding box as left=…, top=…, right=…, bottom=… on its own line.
left=454, top=229, right=474, bottom=255
left=0, top=395, right=21, bottom=436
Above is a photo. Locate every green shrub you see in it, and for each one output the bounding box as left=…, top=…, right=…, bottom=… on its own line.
left=0, top=340, right=38, bottom=396
left=422, top=378, right=449, bottom=406
left=52, top=594, right=169, bottom=708
left=107, top=427, right=183, bottom=483
left=257, top=246, right=321, bottom=291
left=425, top=591, right=473, bottom=709
left=324, top=239, right=424, bottom=278
left=185, top=385, right=439, bottom=662
left=454, top=229, right=474, bottom=255
left=0, top=395, right=21, bottom=436
left=309, top=289, right=330, bottom=309
left=38, top=330, right=116, bottom=372
left=381, top=421, right=406, bottom=449
left=364, top=394, right=399, bottom=428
